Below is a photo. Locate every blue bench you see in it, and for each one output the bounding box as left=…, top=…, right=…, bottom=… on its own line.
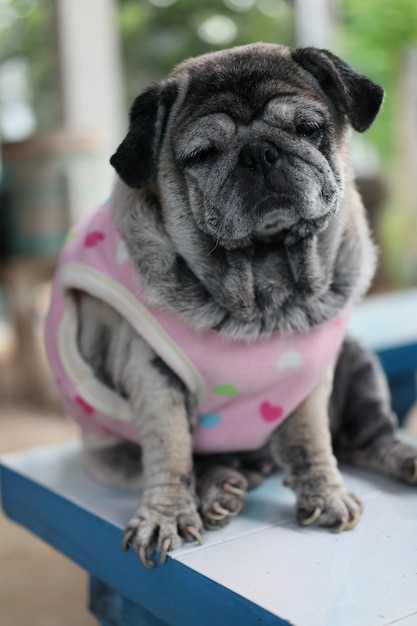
left=348, top=288, right=417, bottom=423
left=1, top=289, right=417, bottom=626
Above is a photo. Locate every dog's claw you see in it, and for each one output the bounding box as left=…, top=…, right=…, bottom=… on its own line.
left=212, top=502, right=230, bottom=516
left=331, top=516, right=348, bottom=533
left=350, top=494, right=364, bottom=514
left=138, top=546, right=155, bottom=569
left=344, top=509, right=361, bottom=531
left=121, top=528, right=135, bottom=552
left=186, top=526, right=204, bottom=545
left=300, top=507, right=321, bottom=526
left=204, top=521, right=223, bottom=531
left=159, top=538, right=171, bottom=565
left=206, top=511, right=227, bottom=522
left=223, top=483, right=246, bottom=497
left=206, top=501, right=240, bottom=522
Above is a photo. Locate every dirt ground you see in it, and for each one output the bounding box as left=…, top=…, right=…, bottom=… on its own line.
left=0, top=404, right=96, bottom=626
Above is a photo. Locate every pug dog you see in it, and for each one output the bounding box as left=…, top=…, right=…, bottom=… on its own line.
left=45, top=43, right=417, bottom=568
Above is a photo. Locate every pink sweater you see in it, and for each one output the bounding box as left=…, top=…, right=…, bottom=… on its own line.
left=45, top=203, right=351, bottom=453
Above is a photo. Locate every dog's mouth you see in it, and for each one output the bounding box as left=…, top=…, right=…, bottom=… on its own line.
left=252, top=209, right=295, bottom=237
left=203, top=202, right=334, bottom=249
left=253, top=209, right=334, bottom=244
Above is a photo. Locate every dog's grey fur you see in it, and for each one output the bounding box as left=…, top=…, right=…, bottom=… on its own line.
left=74, top=44, right=417, bottom=567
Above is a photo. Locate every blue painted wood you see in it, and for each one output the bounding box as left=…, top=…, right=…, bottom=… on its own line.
left=90, top=576, right=171, bottom=625
left=349, top=289, right=417, bottom=422
left=388, top=375, right=417, bottom=423
left=0, top=457, right=290, bottom=626
left=89, top=576, right=169, bottom=626
left=377, top=344, right=417, bottom=379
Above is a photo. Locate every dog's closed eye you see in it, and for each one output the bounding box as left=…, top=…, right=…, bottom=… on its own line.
left=177, top=146, right=219, bottom=167
left=294, top=120, right=323, bottom=138
left=294, top=121, right=328, bottom=149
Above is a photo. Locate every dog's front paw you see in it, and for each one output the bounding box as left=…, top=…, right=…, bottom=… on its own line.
left=122, top=488, right=204, bottom=567
left=198, top=467, right=248, bottom=530
left=296, top=486, right=363, bottom=533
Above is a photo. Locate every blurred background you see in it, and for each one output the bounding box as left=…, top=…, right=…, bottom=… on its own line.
left=0, top=1, right=416, bottom=624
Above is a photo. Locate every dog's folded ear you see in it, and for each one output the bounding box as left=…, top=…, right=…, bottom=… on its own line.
left=110, top=80, right=178, bottom=188
left=292, top=48, right=384, bottom=132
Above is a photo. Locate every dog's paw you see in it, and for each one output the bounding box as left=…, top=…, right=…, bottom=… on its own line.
left=122, top=489, right=204, bottom=567
left=198, top=467, right=248, bottom=530
left=387, top=441, right=417, bottom=484
left=398, top=456, right=417, bottom=484
left=296, top=488, right=363, bottom=533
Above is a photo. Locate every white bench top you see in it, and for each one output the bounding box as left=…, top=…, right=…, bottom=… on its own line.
left=348, top=289, right=417, bottom=351
left=1, top=440, right=417, bottom=626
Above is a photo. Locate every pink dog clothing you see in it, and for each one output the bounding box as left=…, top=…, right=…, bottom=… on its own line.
left=45, top=202, right=351, bottom=453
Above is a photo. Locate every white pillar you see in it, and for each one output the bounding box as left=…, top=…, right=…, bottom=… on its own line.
left=294, top=0, right=333, bottom=48
left=54, top=0, right=125, bottom=216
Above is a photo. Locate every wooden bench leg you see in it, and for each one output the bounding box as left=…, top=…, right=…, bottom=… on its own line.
left=89, top=576, right=170, bottom=626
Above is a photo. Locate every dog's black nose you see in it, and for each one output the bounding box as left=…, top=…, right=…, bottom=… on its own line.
left=238, top=142, right=279, bottom=171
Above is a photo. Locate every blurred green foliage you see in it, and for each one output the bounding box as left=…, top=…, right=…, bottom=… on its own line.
left=117, top=0, right=294, bottom=106
left=337, top=0, right=417, bottom=288
left=0, top=0, right=295, bottom=127
left=338, top=0, right=417, bottom=164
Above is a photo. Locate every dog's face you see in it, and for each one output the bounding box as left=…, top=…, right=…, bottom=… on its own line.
left=172, top=84, right=340, bottom=247
left=111, top=44, right=383, bottom=250
left=110, top=44, right=383, bottom=336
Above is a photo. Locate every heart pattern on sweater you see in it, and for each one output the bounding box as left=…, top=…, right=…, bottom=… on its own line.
left=259, top=401, right=284, bottom=423
left=85, top=231, right=105, bottom=248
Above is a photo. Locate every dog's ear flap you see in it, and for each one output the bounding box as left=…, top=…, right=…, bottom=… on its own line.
left=110, top=80, right=177, bottom=188
left=292, top=48, right=384, bottom=132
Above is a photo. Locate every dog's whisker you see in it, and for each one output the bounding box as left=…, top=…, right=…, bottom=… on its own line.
left=317, top=198, right=351, bottom=231
left=331, top=210, right=351, bottom=231
left=207, top=239, right=220, bottom=256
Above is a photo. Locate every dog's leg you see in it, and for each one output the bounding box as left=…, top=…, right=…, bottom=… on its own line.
left=120, top=343, right=204, bottom=567
left=271, top=362, right=362, bottom=532
left=331, top=337, right=417, bottom=484
left=338, top=437, right=417, bottom=484
left=77, top=295, right=203, bottom=567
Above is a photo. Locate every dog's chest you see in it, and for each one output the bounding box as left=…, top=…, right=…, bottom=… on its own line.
left=163, top=310, right=350, bottom=452
left=46, top=202, right=350, bottom=454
